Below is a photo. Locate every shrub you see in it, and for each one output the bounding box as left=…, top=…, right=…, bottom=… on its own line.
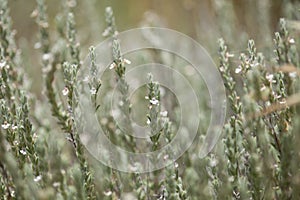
left=0, top=0, right=300, bottom=199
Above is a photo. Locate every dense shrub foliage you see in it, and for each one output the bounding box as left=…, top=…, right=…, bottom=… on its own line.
left=0, top=0, right=300, bottom=199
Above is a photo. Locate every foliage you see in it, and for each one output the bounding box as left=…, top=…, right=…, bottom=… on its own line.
left=1, top=0, right=300, bottom=199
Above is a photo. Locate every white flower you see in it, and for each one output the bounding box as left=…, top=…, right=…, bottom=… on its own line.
left=90, top=87, right=97, bottom=95
left=163, top=154, right=169, bottom=160
left=266, top=74, right=274, bottom=82
left=226, top=52, right=234, bottom=58
left=209, top=158, right=218, bottom=167
left=275, top=94, right=282, bottom=99
left=12, top=125, right=18, bottom=130
left=11, top=190, right=15, bottom=197
left=119, top=101, right=124, bottom=106
left=219, top=66, right=225, bottom=72
left=102, top=28, right=110, bottom=37
left=123, top=58, right=131, bottom=65
left=235, top=66, right=242, bottom=74
left=260, top=85, right=266, bottom=91
left=53, top=182, right=60, bottom=187
left=62, top=87, right=69, bottom=96
left=174, top=162, right=179, bottom=168
left=149, top=98, right=159, bottom=105
left=34, top=175, right=42, bottom=182
left=33, top=133, right=38, bottom=140
left=266, top=101, right=271, bottom=107
left=160, top=111, right=168, bottom=117
left=279, top=99, right=287, bottom=105
left=1, top=122, right=10, bottom=130
left=0, top=60, right=6, bottom=69
left=103, top=191, right=112, bottom=196
left=42, top=53, right=52, bottom=62
left=109, top=62, right=116, bottom=70
left=146, top=118, right=151, bottom=125
left=289, top=38, right=295, bottom=44
left=20, top=149, right=27, bottom=155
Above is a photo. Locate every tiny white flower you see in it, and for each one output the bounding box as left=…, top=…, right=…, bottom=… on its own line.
left=160, top=111, right=168, bottom=117
left=289, top=38, right=295, bottom=44
left=146, top=118, right=151, bottom=125
left=0, top=60, right=6, bottom=69
left=103, top=191, right=112, bottom=196
left=123, top=58, right=131, bottom=65
left=34, top=175, right=42, bottom=182
left=53, top=182, right=60, bottom=187
left=42, top=53, right=52, bottom=62
left=174, top=162, right=179, bottom=168
left=20, top=149, right=27, bottom=155
left=109, top=62, right=116, bottom=70
left=90, top=87, right=97, bottom=95
left=226, top=52, right=234, bottom=58
left=145, top=96, right=149, bottom=100
left=275, top=94, right=282, bottom=99
left=219, top=66, right=225, bottom=72
left=62, top=87, right=69, bottom=96
left=11, top=190, right=15, bottom=197
left=102, top=28, right=110, bottom=37
left=266, top=101, right=271, bottom=107
left=33, top=132, right=38, bottom=140
left=12, top=125, right=18, bottom=130
left=150, top=98, right=159, bottom=105
left=266, top=74, right=274, bottom=82
left=209, top=158, right=218, bottom=167
left=163, top=154, right=169, bottom=160
left=279, top=99, right=287, bottom=105
left=1, top=122, right=10, bottom=130
left=30, top=9, right=38, bottom=18
left=260, top=85, right=266, bottom=91
left=235, top=67, right=242, bottom=74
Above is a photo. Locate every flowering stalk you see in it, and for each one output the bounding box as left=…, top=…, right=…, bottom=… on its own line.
left=104, top=7, right=135, bottom=151
left=146, top=74, right=163, bottom=152
left=218, top=38, right=244, bottom=199
left=88, top=46, right=101, bottom=111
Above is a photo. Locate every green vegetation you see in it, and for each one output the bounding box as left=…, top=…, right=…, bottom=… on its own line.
left=1, top=0, right=300, bottom=199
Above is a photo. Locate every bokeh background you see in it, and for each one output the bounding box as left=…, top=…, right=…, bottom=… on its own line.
left=8, top=0, right=297, bottom=95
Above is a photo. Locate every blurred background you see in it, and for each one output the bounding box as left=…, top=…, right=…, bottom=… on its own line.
left=9, top=0, right=288, bottom=45
left=7, top=0, right=300, bottom=94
